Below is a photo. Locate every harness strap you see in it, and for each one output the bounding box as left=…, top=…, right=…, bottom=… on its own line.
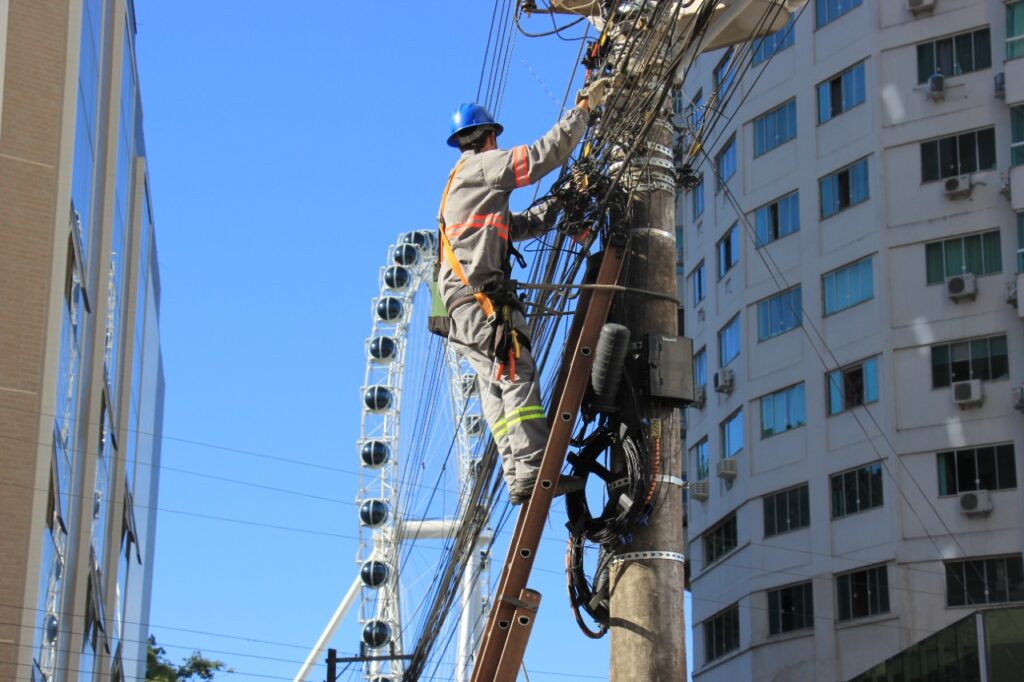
left=437, top=160, right=496, bottom=321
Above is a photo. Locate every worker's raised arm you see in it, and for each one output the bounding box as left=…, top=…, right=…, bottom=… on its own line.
left=508, top=196, right=561, bottom=242
left=482, top=107, right=588, bottom=192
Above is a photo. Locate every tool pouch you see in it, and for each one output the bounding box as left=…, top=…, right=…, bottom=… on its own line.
left=427, top=262, right=450, bottom=338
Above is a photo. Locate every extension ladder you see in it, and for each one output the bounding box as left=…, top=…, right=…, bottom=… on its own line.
left=470, top=237, right=627, bottom=682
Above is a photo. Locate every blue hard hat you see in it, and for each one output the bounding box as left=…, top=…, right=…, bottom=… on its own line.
left=447, top=103, right=504, bottom=148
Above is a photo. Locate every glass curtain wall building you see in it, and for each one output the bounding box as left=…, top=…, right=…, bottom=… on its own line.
left=0, top=1, right=164, bottom=681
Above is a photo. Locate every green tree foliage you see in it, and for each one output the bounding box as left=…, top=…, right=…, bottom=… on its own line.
left=147, top=635, right=231, bottom=681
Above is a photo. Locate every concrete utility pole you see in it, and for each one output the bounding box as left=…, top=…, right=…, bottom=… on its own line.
left=604, top=12, right=686, bottom=682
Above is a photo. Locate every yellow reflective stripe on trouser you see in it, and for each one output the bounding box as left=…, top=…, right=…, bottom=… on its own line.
left=492, top=405, right=545, bottom=439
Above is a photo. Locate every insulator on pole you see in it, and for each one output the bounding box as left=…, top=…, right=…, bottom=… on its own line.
left=590, top=323, right=631, bottom=413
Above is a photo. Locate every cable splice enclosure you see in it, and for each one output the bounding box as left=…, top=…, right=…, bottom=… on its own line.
left=589, top=323, right=631, bottom=412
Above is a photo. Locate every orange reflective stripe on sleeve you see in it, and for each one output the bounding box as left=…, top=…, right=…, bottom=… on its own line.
left=513, top=145, right=530, bottom=188
left=445, top=213, right=510, bottom=240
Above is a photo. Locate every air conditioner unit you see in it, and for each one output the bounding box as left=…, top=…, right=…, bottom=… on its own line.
left=689, top=480, right=709, bottom=501
left=945, top=273, right=978, bottom=302
left=927, top=72, right=945, bottom=100
left=717, top=458, right=737, bottom=480
left=995, top=72, right=1006, bottom=99
left=691, top=385, right=707, bottom=409
left=907, top=0, right=936, bottom=16
left=713, top=368, right=734, bottom=394
left=1012, top=385, right=1024, bottom=413
left=958, top=489, right=993, bottom=516
left=944, top=174, right=973, bottom=199
left=952, top=379, right=984, bottom=408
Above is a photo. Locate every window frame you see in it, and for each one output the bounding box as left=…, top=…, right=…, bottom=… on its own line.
left=819, top=157, right=870, bottom=219
left=690, top=260, right=706, bottom=306
left=945, top=554, right=1024, bottom=607
left=760, top=382, right=806, bottom=439
left=763, top=483, right=811, bottom=538
left=692, top=437, right=710, bottom=481
left=815, top=0, right=862, bottom=30
left=716, top=136, right=737, bottom=193
left=714, top=48, right=736, bottom=97
left=1010, top=1, right=1024, bottom=60
left=757, top=285, right=802, bottom=341
left=694, top=346, right=708, bottom=389
left=717, top=223, right=740, bottom=279
left=924, top=229, right=1003, bottom=285
left=830, top=461, right=884, bottom=519
left=721, top=407, right=744, bottom=459
left=767, top=581, right=814, bottom=636
left=753, top=98, right=797, bottom=158
left=817, top=60, right=866, bottom=124
left=827, top=355, right=880, bottom=416
left=937, top=443, right=1017, bottom=496
left=704, top=513, right=738, bottom=567
left=718, top=313, right=741, bottom=368
left=836, top=564, right=890, bottom=622
left=822, top=256, right=874, bottom=316
left=754, top=190, right=800, bottom=247
left=919, top=127, right=997, bottom=183
left=930, top=334, right=1009, bottom=388
left=916, top=27, right=992, bottom=84
left=753, top=16, right=796, bottom=66
left=692, top=176, right=705, bottom=220
left=703, top=603, right=740, bottom=664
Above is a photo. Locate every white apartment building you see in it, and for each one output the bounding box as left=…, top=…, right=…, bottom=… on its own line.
left=676, top=1, right=1024, bottom=680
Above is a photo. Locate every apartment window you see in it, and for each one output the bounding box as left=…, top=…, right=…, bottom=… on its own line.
left=757, top=286, right=802, bottom=341
left=925, top=230, right=1002, bottom=284
left=827, top=356, right=879, bottom=415
left=916, top=28, right=992, bottom=84
left=1011, top=2, right=1024, bottom=60
left=945, top=555, right=1024, bottom=607
left=1018, top=213, right=1024, bottom=272
left=831, top=463, right=883, bottom=518
left=714, top=48, right=736, bottom=96
left=768, top=582, right=814, bottom=635
left=823, top=256, right=873, bottom=315
left=692, top=177, right=705, bottom=219
left=704, top=605, right=740, bottom=663
left=692, top=438, right=709, bottom=481
left=761, top=383, right=806, bottom=438
left=1013, top=106, right=1024, bottom=167
left=920, top=128, right=996, bottom=183
left=820, top=158, right=869, bottom=218
left=691, top=261, right=706, bottom=305
left=816, top=0, right=861, bottom=29
left=704, top=514, right=738, bottom=566
left=694, top=347, right=708, bottom=389
left=836, top=565, right=889, bottom=621
left=930, top=334, right=1009, bottom=388
left=754, top=99, right=796, bottom=157
left=719, top=314, right=740, bottom=367
left=690, top=88, right=706, bottom=131
left=716, top=137, right=737, bottom=193
left=753, top=16, right=795, bottom=66
left=817, top=61, right=866, bottom=124
left=717, top=224, right=740, bottom=278
left=722, top=408, right=744, bottom=458
left=763, top=484, right=810, bottom=537
left=755, top=191, right=799, bottom=248
left=938, top=444, right=1017, bottom=496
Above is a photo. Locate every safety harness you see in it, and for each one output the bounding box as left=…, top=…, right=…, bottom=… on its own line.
left=436, top=159, right=527, bottom=381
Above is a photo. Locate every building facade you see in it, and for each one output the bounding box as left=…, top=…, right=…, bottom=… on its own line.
left=0, top=1, right=164, bottom=681
left=676, top=1, right=1024, bottom=679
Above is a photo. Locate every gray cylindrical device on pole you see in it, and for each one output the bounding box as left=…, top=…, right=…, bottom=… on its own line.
left=590, top=323, right=631, bottom=412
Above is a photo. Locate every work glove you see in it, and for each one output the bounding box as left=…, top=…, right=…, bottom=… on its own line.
left=576, top=77, right=612, bottom=108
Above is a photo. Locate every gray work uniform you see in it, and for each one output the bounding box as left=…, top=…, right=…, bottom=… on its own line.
left=441, top=108, right=587, bottom=490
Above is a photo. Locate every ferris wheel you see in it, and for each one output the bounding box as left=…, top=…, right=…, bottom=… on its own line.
left=295, top=230, right=493, bottom=682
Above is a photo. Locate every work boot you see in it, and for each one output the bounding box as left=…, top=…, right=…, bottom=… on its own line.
left=509, top=475, right=585, bottom=505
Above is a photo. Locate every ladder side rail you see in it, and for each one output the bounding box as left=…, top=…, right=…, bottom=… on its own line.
left=471, top=242, right=626, bottom=682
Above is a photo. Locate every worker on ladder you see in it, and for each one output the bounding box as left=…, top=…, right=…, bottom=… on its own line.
left=438, top=79, right=609, bottom=505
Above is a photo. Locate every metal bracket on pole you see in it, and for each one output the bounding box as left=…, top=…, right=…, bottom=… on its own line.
left=609, top=550, right=686, bottom=565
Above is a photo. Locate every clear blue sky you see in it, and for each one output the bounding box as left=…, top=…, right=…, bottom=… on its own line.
left=133, top=2, right=692, bottom=680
